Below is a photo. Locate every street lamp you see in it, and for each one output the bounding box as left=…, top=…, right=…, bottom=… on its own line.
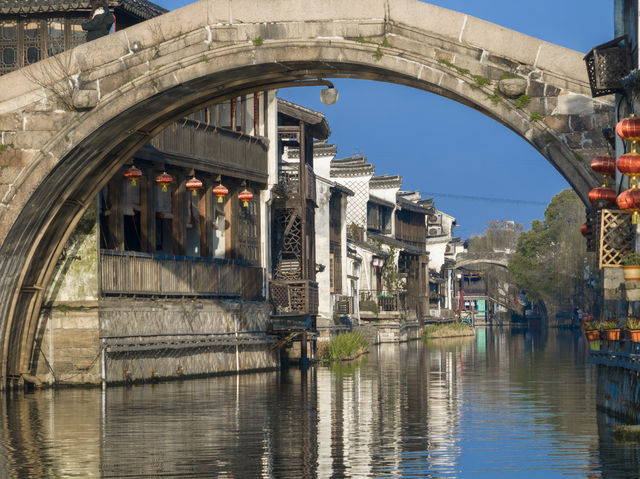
left=320, top=81, right=339, bottom=105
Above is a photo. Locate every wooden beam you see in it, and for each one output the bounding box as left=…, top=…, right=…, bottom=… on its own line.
left=172, top=174, right=185, bottom=255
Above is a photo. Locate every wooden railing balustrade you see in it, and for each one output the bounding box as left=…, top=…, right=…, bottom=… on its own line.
left=149, top=120, right=269, bottom=182
left=100, top=250, right=264, bottom=300
left=269, top=280, right=319, bottom=316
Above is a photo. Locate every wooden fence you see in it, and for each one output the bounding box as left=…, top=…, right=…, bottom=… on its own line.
left=100, top=250, right=264, bottom=300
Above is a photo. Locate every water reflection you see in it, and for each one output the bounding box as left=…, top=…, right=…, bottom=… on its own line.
left=1, top=328, right=639, bottom=477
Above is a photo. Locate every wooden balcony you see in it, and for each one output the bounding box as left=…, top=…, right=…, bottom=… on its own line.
left=146, top=120, right=269, bottom=182
left=269, top=280, right=319, bottom=316
left=276, top=163, right=316, bottom=204
left=100, top=250, right=264, bottom=300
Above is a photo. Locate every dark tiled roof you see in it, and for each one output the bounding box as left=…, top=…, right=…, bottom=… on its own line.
left=278, top=98, right=331, bottom=139
left=287, top=140, right=337, bottom=159
left=330, top=155, right=374, bottom=177
left=396, top=196, right=431, bottom=214
left=370, top=174, right=402, bottom=189
left=0, top=0, right=167, bottom=19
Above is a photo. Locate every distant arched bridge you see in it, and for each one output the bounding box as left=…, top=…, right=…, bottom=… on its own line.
left=0, top=0, right=612, bottom=386
left=456, top=252, right=514, bottom=269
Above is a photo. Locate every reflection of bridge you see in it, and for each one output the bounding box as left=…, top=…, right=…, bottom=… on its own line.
left=0, top=0, right=612, bottom=386
left=455, top=252, right=513, bottom=269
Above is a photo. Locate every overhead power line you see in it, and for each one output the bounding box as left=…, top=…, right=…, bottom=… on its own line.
left=421, top=191, right=547, bottom=206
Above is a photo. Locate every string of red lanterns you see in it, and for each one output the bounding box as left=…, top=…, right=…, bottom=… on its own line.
left=124, top=167, right=253, bottom=208
left=616, top=114, right=640, bottom=223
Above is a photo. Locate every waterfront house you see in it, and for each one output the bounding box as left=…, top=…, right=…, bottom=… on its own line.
left=1, top=0, right=285, bottom=385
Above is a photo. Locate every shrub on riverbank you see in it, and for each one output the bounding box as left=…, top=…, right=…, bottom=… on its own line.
left=423, top=322, right=474, bottom=339
left=317, top=331, right=369, bottom=361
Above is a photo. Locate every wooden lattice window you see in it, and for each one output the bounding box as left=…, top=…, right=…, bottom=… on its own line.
left=238, top=199, right=260, bottom=265
left=0, top=21, right=17, bottom=75
left=23, top=21, right=42, bottom=66
left=598, top=208, right=634, bottom=268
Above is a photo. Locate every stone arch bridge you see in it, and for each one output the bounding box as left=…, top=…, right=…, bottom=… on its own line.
left=455, top=252, right=513, bottom=269
left=0, top=0, right=613, bottom=386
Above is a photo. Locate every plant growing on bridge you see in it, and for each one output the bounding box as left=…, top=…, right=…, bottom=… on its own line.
left=515, top=94, right=531, bottom=109
left=22, top=53, right=76, bottom=111
left=252, top=37, right=264, bottom=46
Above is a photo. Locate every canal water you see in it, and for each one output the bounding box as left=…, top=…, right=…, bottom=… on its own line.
left=2, top=328, right=639, bottom=478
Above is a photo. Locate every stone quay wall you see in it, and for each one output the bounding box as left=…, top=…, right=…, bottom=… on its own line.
left=35, top=298, right=277, bottom=387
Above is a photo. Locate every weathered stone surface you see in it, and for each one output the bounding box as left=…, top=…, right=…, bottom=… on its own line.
left=0, top=149, right=37, bottom=167
left=543, top=114, right=570, bottom=133
left=13, top=131, right=55, bottom=149
left=527, top=80, right=545, bottom=97
left=71, top=90, right=99, bottom=110
left=24, top=112, right=72, bottom=131
left=498, top=78, right=527, bottom=98
left=554, top=92, right=595, bottom=115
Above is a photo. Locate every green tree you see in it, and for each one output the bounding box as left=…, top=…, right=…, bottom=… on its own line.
left=508, top=189, right=592, bottom=319
left=467, top=219, right=523, bottom=253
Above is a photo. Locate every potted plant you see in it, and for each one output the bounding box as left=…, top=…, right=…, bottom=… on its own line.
left=583, top=320, right=600, bottom=341
left=623, top=252, right=640, bottom=282
left=626, top=317, right=640, bottom=342
left=600, top=320, right=621, bottom=341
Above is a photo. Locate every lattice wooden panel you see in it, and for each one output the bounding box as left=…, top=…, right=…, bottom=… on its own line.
left=273, top=209, right=303, bottom=279
left=270, top=281, right=306, bottom=314
left=598, top=208, right=634, bottom=268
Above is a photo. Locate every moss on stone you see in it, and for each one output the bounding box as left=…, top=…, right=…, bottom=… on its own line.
left=515, top=94, right=531, bottom=109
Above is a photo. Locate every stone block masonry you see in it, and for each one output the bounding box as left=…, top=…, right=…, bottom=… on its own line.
left=100, top=298, right=278, bottom=385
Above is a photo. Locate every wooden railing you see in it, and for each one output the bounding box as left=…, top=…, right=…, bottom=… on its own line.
left=269, top=280, right=319, bottom=316
left=276, top=162, right=316, bottom=202
left=100, top=250, right=264, bottom=300
left=149, top=120, right=268, bottom=182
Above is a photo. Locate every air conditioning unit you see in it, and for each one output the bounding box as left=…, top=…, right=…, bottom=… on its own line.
left=445, top=244, right=454, bottom=254
left=427, top=213, right=441, bottom=224
left=428, top=226, right=442, bottom=236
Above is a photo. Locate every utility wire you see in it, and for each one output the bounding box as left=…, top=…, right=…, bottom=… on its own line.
left=421, top=191, right=547, bottom=206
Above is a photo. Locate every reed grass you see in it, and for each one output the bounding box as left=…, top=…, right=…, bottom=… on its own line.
left=423, top=322, right=474, bottom=339
left=317, top=331, right=369, bottom=361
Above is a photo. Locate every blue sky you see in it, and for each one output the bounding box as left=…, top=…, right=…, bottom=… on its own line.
left=155, top=0, right=614, bottom=239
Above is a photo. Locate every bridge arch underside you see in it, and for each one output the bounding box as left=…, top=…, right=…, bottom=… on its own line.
left=0, top=37, right=607, bottom=382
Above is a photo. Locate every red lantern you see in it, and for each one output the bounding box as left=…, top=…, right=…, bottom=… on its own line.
left=616, top=114, right=640, bottom=143
left=618, top=151, right=640, bottom=187
left=213, top=183, right=229, bottom=203
left=591, top=155, right=616, bottom=186
left=581, top=223, right=588, bottom=237
left=238, top=188, right=254, bottom=207
left=588, top=186, right=616, bottom=209
left=124, top=165, right=142, bottom=186
left=617, top=187, right=640, bottom=224
left=186, top=176, right=203, bottom=196
left=155, top=171, right=173, bottom=192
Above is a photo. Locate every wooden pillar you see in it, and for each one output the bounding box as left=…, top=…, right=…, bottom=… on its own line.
left=106, top=176, right=123, bottom=250
left=172, top=174, right=185, bottom=255
left=225, top=185, right=236, bottom=259
left=200, top=180, right=211, bottom=257
left=139, top=171, right=154, bottom=253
